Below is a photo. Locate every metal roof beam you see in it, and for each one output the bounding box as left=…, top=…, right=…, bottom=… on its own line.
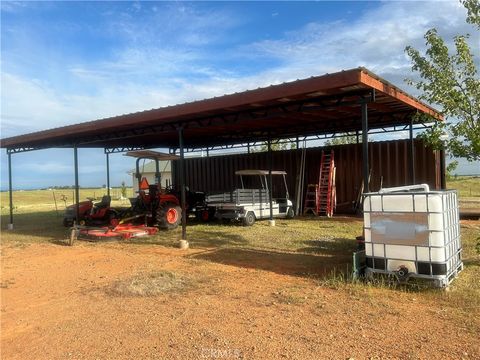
left=7, top=146, right=44, bottom=154
left=104, top=146, right=146, bottom=154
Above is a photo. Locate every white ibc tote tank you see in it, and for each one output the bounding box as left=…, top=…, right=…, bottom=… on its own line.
left=363, top=184, right=463, bottom=287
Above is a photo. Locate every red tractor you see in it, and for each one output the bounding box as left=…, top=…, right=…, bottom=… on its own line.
left=128, top=152, right=183, bottom=230
left=63, top=151, right=184, bottom=230
left=130, top=181, right=182, bottom=230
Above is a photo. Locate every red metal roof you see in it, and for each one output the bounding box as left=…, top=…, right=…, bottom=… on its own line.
left=0, top=67, right=441, bottom=151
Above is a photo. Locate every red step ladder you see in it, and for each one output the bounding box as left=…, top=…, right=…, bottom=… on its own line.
left=303, top=150, right=336, bottom=217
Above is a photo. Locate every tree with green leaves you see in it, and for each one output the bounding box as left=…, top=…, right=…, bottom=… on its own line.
left=120, top=181, right=127, bottom=199
left=325, top=133, right=357, bottom=146
left=253, top=140, right=297, bottom=152
left=405, top=0, right=480, bottom=161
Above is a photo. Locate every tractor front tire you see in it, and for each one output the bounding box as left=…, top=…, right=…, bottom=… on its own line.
left=157, top=204, right=182, bottom=230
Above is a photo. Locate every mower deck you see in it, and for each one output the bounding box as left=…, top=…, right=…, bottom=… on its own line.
left=69, top=224, right=159, bottom=245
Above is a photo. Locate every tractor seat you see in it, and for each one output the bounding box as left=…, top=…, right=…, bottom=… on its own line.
left=95, top=195, right=111, bottom=208
left=149, top=184, right=159, bottom=198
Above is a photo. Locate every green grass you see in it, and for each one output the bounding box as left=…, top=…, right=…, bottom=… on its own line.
left=186, top=216, right=361, bottom=252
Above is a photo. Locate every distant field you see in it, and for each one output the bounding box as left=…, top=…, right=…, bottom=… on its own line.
left=447, top=176, right=480, bottom=198
left=447, top=176, right=480, bottom=208
left=0, top=187, right=134, bottom=215
left=1, top=176, right=478, bottom=215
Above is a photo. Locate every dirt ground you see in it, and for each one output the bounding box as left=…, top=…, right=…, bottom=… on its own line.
left=1, top=239, right=479, bottom=360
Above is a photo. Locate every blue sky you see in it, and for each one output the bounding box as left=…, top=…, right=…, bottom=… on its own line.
left=1, top=1, right=479, bottom=190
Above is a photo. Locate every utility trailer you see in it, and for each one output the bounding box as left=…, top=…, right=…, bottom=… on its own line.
left=201, top=170, right=294, bottom=226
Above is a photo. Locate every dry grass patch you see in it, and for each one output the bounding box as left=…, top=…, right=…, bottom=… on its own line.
left=107, top=270, right=191, bottom=297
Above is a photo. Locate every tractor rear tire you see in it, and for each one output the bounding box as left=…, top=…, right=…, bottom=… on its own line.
left=157, top=204, right=182, bottom=230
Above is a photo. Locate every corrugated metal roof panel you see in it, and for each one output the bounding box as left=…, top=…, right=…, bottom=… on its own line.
left=1, top=67, right=442, bottom=150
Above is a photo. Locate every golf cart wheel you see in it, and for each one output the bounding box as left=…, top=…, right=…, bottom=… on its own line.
left=157, top=204, right=182, bottom=230
left=286, top=207, right=295, bottom=219
left=63, top=218, right=74, bottom=227
left=242, top=211, right=256, bottom=226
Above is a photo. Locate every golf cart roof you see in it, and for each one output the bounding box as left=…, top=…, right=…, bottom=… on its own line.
left=235, top=170, right=287, bottom=176
left=124, top=150, right=180, bottom=160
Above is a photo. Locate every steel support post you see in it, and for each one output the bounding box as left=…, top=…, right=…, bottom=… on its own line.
left=7, top=151, right=14, bottom=229
left=106, top=152, right=111, bottom=197
left=155, top=157, right=160, bottom=185
left=74, top=146, right=80, bottom=224
left=361, top=101, right=369, bottom=193
left=409, top=118, right=416, bottom=184
left=440, top=148, right=447, bottom=190
left=268, top=139, right=274, bottom=222
left=178, top=127, right=187, bottom=241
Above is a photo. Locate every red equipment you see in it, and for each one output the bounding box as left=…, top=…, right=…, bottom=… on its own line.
left=63, top=195, right=117, bottom=227
left=63, top=150, right=185, bottom=230
left=128, top=151, right=184, bottom=230
left=303, top=150, right=336, bottom=216
left=69, top=224, right=159, bottom=245
left=132, top=179, right=182, bottom=230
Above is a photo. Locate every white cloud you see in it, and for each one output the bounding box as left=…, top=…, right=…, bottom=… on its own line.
left=2, top=1, right=479, bottom=188
left=0, top=1, right=27, bottom=13
left=1, top=0, right=477, bottom=140
left=243, top=0, right=477, bottom=88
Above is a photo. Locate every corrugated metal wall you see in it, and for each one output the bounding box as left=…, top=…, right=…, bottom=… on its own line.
left=173, top=139, right=440, bottom=213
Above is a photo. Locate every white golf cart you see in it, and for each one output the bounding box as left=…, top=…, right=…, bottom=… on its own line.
left=203, top=170, right=294, bottom=226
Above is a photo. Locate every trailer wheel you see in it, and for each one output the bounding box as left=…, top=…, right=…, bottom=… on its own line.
left=242, top=211, right=256, bottom=226
left=286, top=207, right=295, bottom=219
left=157, top=204, right=182, bottom=230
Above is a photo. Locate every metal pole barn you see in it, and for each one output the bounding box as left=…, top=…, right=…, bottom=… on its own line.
left=7, top=151, right=14, bottom=229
